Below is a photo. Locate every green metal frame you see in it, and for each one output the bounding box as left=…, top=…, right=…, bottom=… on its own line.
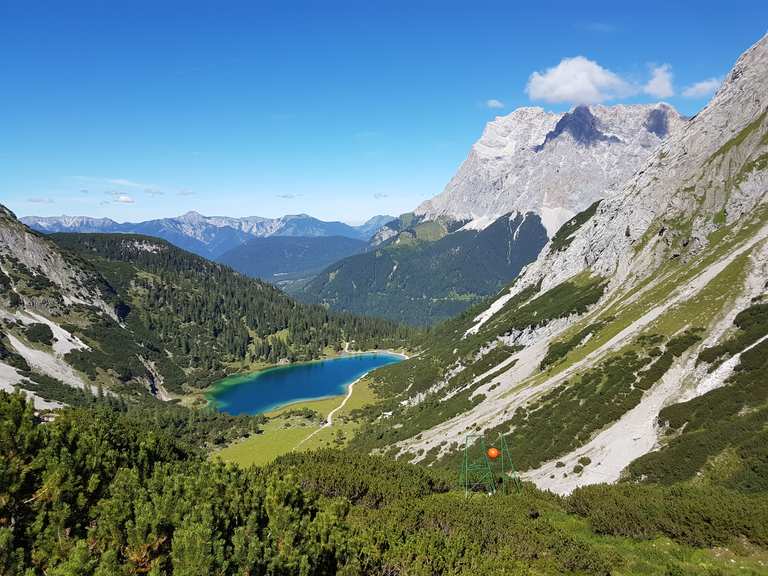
left=460, top=433, right=522, bottom=497
left=460, top=434, right=496, bottom=495
left=497, top=432, right=523, bottom=495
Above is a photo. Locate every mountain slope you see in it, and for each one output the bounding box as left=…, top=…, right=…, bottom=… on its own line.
left=0, top=210, right=413, bottom=405
left=299, top=212, right=548, bottom=325
left=301, top=102, right=681, bottom=325
left=354, top=214, right=396, bottom=238
left=9, top=391, right=768, bottom=576
left=22, top=211, right=393, bottom=259
left=348, top=33, right=768, bottom=494
left=415, top=102, right=687, bottom=236
left=217, top=235, right=368, bottom=288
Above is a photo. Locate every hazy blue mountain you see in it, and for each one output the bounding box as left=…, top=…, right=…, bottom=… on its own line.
left=354, top=214, right=396, bottom=239
left=217, top=235, right=368, bottom=288
left=21, top=211, right=394, bottom=259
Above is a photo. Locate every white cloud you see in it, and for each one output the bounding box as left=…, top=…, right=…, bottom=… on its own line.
left=526, top=56, right=634, bottom=104
left=27, top=197, right=54, bottom=204
left=644, top=64, right=674, bottom=98
left=79, top=176, right=164, bottom=194
left=682, top=77, right=722, bottom=98
left=106, top=178, right=145, bottom=188
left=177, top=190, right=195, bottom=196
left=115, top=195, right=135, bottom=204
left=485, top=99, right=505, bottom=109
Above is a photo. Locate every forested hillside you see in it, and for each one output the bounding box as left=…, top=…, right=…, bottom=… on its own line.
left=0, top=207, right=415, bottom=406
left=217, top=234, right=367, bottom=288
left=49, top=233, right=415, bottom=392
left=3, top=390, right=767, bottom=575
left=299, top=212, right=548, bottom=325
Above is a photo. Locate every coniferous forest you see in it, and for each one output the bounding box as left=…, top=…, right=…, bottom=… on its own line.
left=51, top=233, right=416, bottom=392
left=3, top=390, right=768, bottom=575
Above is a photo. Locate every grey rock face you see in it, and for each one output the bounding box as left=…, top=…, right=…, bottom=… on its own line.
left=415, top=103, right=687, bottom=236
left=515, top=34, right=768, bottom=296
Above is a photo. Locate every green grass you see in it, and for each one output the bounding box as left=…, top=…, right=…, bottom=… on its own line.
left=213, top=376, right=381, bottom=467
left=550, top=200, right=602, bottom=252
left=213, top=418, right=317, bottom=467
left=538, top=209, right=767, bottom=380
left=737, top=152, right=768, bottom=184
left=713, top=209, right=727, bottom=225
left=412, top=220, right=448, bottom=242
left=550, top=511, right=768, bottom=576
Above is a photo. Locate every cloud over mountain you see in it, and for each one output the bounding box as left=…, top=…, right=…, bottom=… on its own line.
left=644, top=64, right=674, bottom=98
left=526, top=56, right=633, bottom=104
left=682, top=77, right=722, bottom=98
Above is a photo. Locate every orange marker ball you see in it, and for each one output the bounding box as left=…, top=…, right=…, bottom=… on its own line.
left=487, top=447, right=501, bottom=460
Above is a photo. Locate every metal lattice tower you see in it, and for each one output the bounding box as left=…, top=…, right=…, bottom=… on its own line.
left=460, top=433, right=522, bottom=497
left=460, top=434, right=496, bottom=495
left=496, top=433, right=523, bottom=495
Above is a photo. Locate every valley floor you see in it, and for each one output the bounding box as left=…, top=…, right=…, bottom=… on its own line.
left=213, top=374, right=379, bottom=467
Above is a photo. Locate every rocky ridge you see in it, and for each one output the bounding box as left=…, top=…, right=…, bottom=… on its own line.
left=414, top=102, right=687, bottom=236
left=359, top=33, right=768, bottom=494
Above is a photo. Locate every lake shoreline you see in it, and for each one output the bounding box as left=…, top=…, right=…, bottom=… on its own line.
left=218, top=347, right=409, bottom=382
left=207, top=349, right=406, bottom=415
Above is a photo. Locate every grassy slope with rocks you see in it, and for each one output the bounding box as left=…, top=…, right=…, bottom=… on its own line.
left=342, top=35, right=768, bottom=498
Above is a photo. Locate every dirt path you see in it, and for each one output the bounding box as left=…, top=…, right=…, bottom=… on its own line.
left=295, top=376, right=361, bottom=448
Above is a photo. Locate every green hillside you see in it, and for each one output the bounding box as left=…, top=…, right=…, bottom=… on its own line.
left=45, top=233, right=415, bottom=394
left=216, top=235, right=367, bottom=288
left=297, top=212, right=548, bottom=326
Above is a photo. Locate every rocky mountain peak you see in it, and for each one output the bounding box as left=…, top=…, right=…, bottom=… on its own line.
left=0, top=205, right=16, bottom=219
left=533, top=105, right=621, bottom=151
left=643, top=105, right=671, bottom=137
left=415, top=102, right=687, bottom=236
left=513, top=34, right=768, bottom=296
left=178, top=210, right=206, bottom=223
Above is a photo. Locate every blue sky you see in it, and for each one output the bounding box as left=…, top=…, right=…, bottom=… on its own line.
left=1, top=1, right=765, bottom=223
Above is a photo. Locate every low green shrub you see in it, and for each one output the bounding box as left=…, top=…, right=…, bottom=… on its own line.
left=24, top=323, right=54, bottom=345
left=568, top=483, right=768, bottom=547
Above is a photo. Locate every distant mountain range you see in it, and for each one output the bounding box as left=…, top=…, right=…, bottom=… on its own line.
left=21, top=212, right=395, bottom=259
left=217, top=235, right=368, bottom=289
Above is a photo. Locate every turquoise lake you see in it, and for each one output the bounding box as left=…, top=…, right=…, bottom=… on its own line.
left=208, top=352, right=403, bottom=415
